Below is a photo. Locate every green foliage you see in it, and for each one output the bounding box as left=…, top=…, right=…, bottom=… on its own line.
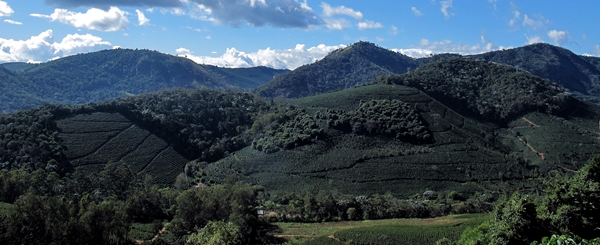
left=334, top=215, right=486, bottom=245
left=472, top=43, right=600, bottom=98
left=186, top=221, right=242, bottom=245
left=376, top=57, right=572, bottom=123
left=540, top=156, right=600, bottom=239
left=531, top=235, right=600, bottom=245
left=301, top=236, right=346, bottom=245
left=252, top=105, right=323, bottom=153
left=316, top=99, right=432, bottom=143
left=0, top=106, right=66, bottom=171
left=457, top=156, right=600, bottom=245
left=256, top=41, right=417, bottom=98
left=170, top=181, right=259, bottom=243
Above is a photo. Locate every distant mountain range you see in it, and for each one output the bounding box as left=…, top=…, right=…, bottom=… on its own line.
left=256, top=42, right=600, bottom=103
left=0, top=49, right=288, bottom=113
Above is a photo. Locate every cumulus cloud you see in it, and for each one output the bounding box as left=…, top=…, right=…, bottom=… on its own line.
left=43, top=0, right=183, bottom=8
left=176, top=43, right=346, bottom=70
left=440, top=0, right=453, bottom=18
left=3, top=19, right=22, bottom=25
left=189, top=0, right=322, bottom=28
left=394, top=38, right=497, bottom=58
left=525, top=35, right=543, bottom=45
left=321, top=2, right=362, bottom=19
left=136, top=9, right=150, bottom=25
left=0, top=30, right=112, bottom=63
left=411, top=7, right=423, bottom=17
left=392, top=48, right=433, bottom=58
left=357, top=20, right=382, bottom=30
left=522, top=14, right=544, bottom=29
left=547, top=30, right=567, bottom=45
left=31, top=7, right=129, bottom=32
left=0, top=0, right=13, bottom=17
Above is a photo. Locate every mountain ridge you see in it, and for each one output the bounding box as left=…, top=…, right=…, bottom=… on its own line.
left=0, top=48, right=288, bottom=113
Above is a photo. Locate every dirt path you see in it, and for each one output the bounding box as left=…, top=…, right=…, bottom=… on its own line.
left=135, top=227, right=166, bottom=245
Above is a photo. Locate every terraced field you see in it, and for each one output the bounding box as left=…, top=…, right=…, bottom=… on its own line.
left=57, top=112, right=189, bottom=186
left=203, top=85, right=600, bottom=197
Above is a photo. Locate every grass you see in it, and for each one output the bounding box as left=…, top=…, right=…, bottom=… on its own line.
left=273, top=213, right=490, bottom=239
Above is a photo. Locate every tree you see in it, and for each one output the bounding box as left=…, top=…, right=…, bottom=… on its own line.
left=185, top=221, right=242, bottom=245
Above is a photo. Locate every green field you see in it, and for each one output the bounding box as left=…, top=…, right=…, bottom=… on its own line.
left=273, top=213, right=490, bottom=244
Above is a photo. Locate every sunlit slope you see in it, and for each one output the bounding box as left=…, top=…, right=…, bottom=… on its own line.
left=203, top=84, right=600, bottom=197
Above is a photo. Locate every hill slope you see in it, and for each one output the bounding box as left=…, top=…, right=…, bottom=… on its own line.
left=256, top=41, right=418, bottom=98
left=0, top=49, right=287, bottom=113
left=1, top=58, right=600, bottom=196
left=470, top=43, right=600, bottom=98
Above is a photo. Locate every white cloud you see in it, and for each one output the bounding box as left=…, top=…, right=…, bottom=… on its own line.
left=321, top=2, right=363, bottom=20
left=324, top=18, right=351, bottom=30
left=509, top=10, right=520, bottom=27
left=522, top=14, right=544, bottom=29
left=136, top=9, right=150, bottom=25
left=375, top=37, right=384, bottom=42
left=357, top=20, right=382, bottom=30
left=547, top=30, right=567, bottom=45
left=0, top=1, right=13, bottom=17
left=595, top=45, right=600, bottom=56
left=3, top=19, right=22, bottom=25
left=392, top=48, right=433, bottom=58
left=525, top=35, right=543, bottom=45
left=440, top=0, right=453, bottom=18
left=411, top=7, right=423, bottom=17
left=31, top=7, right=129, bottom=32
left=390, top=25, right=398, bottom=35
left=53, top=33, right=112, bottom=56
left=0, top=30, right=112, bottom=63
left=394, top=38, right=497, bottom=58
left=176, top=43, right=346, bottom=70
left=205, top=35, right=211, bottom=40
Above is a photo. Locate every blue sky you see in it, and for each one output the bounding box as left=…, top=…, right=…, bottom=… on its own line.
left=1, top=0, right=598, bottom=69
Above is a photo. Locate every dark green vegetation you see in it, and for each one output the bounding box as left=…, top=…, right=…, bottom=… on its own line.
left=203, top=82, right=600, bottom=198
left=0, top=89, right=271, bottom=187
left=256, top=42, right=600, bottom=106
left=471, top=43, right=600, bottom=100
left=375, top=57, right=572, bottom=123
left=0, top=162, right=264, bottom=245
left=0, top=49, right=287, bottom=113
left=334, top=214, right=489, bottom=245
left=455, top=156, right=600, bottom=245
left=256, top=41, right=417, bottom=98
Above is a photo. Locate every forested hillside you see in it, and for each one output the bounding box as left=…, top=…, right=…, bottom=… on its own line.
left=256, top=41, right=418, bottom=98
left=0, top=49, right=287, bottom=113
left=471, top=43, right=600, bottom=99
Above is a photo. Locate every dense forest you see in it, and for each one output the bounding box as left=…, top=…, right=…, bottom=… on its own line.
left=375, top=57, right=573, bottom=124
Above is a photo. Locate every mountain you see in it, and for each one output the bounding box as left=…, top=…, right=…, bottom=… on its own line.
left=2, top=57, right=597, bottom=199
left=203, top=58, right=598, bottom=197
left=0, top=49, right=288, bottom=113
left=470, top=43, right=600, bottom=100
left=255, top=41, right=418, bottom=98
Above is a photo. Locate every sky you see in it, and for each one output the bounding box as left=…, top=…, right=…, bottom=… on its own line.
left=1, top=0, right=599, bottom=70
